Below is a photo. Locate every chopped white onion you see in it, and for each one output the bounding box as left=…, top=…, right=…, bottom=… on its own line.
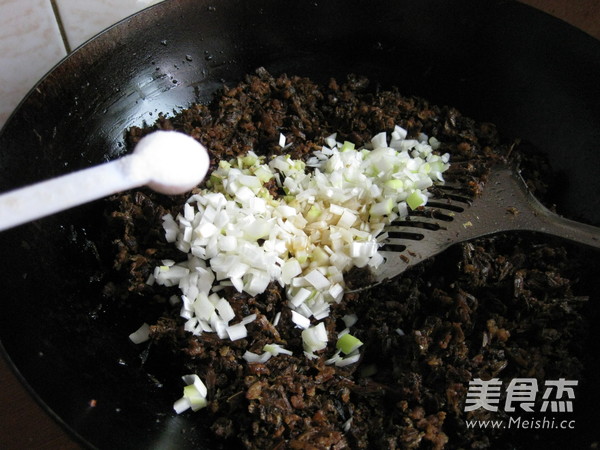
left=215, top=298, right=235, bottom=322
left=334, top=352, right=361, bottom=367
left=240, top=314, right=257, bottom=326
left=128, top=323, right=151, bottom=344
left=243, top=350, right=271, bottom=363
left=151, top=126, right=449, bottom=363
left=173, top=374, right=208, bottom=414
left=303, top=269, right=331, bottom=290
left=291, top=310, right=311, bottom=329
left=302, top=322, right=328, bottom=354
left=263, top=343, right=293, bottom=356
left=342, top=314, right=358, bottom=328
left=226, top=322, right=247, bottom=341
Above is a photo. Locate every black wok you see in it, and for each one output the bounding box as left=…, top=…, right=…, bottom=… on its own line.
left=1, top=0, right=599, bottom=448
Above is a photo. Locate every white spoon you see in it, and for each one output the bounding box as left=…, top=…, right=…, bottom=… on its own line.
left=0, top=131, right=210, bottom=231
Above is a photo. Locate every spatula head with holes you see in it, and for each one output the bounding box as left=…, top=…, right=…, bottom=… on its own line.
left=350, top=162, right=600, bottom=291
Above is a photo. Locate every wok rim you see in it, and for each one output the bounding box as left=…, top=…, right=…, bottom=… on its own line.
left=1, top=0, right=599, bottom=448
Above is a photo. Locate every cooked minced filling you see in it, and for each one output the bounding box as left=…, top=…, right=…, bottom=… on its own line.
left=142, top=128, right=449, bottom=411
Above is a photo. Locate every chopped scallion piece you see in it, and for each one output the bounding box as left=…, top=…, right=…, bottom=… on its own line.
left=336, top=333, right=363, bottom=355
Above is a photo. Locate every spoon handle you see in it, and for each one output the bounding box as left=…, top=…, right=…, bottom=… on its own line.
left=0, top=155, right=149, bottom=231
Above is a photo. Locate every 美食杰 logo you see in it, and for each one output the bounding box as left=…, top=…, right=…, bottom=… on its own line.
left=464, top=377, right=577, bottom=413
left=463, top=377, right=578, bottom=431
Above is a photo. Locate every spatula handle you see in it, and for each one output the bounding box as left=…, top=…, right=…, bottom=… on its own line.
left=455, top=164, right=600, bottom=250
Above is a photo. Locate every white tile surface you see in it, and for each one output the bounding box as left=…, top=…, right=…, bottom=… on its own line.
left=0, top=0, right=165, bottom=130
left=0, top=0, right=67, bottom=128
left=55, top=0, right=164, bottom=50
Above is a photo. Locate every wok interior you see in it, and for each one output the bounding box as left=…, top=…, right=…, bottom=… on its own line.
left=0, top=0, right=599, bottom=448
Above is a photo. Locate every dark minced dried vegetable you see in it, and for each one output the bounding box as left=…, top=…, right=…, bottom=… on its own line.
left=104, top=68, right=600, bottom=449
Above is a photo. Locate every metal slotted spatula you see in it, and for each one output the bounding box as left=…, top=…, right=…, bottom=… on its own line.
left=369, top=162, right=600, bottom=288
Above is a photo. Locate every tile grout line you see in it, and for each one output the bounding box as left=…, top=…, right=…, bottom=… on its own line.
left=49, top=0, right=72, bottom=54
